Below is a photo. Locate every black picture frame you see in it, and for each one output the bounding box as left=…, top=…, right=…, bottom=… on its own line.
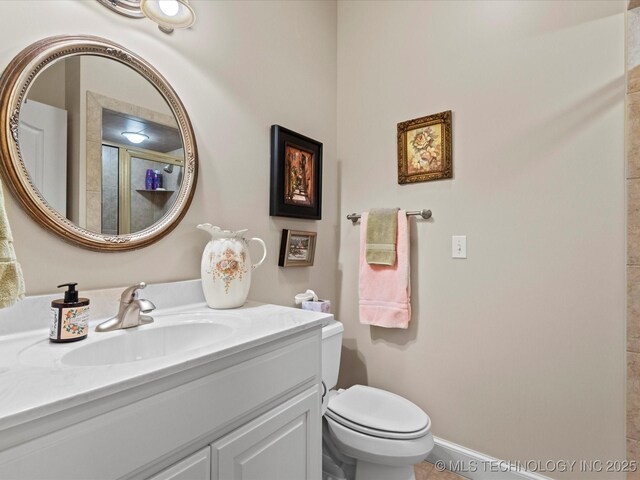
left=270, top=125, right=322, bottom=219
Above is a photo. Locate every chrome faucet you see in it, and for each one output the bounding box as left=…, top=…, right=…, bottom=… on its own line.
left=95, top=282, right=156, bottom=332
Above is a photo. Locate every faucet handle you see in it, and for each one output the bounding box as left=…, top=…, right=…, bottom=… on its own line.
left=120, top=282, right=147, bottom=304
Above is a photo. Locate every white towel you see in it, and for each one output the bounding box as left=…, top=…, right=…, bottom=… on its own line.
left=0, top=179, right=25, bottom=309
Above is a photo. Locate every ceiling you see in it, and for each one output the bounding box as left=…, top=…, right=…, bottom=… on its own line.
left=102, top=109, right=182, bottom=153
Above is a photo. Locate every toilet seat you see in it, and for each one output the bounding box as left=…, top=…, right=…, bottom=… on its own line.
left=325, top=416, right=434, bottom=468
left=326, top=385, right=430, bottom=440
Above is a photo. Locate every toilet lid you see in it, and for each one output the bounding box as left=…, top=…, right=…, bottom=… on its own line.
left=326, top=385, right=430, bottom=440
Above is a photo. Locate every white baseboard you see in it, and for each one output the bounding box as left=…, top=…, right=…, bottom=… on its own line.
left=426, top=437, right=553, bottom=480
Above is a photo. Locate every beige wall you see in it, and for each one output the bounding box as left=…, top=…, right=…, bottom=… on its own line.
left=0, top=0, right=338, bottom=312
left=336, top=1, right=626, bottom=478
left=25, top=59, right=65, bottom=110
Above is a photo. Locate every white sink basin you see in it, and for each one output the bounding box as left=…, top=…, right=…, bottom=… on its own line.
left=62, top=322, right=234, bottom=366
left=18, top=313, right=242, bottom=369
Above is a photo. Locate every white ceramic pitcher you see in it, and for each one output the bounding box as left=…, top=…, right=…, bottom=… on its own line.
left=197, top=224, right=267, bottom=309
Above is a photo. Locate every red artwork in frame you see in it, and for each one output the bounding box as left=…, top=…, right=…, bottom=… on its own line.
left=270, top=125, right=322, bottom=220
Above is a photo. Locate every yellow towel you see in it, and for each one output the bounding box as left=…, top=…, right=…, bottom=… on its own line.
left=0, top=179, right=25, bottom=309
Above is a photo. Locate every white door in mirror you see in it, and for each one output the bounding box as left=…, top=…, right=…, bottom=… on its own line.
left=19, top=100, right=67, bottom=216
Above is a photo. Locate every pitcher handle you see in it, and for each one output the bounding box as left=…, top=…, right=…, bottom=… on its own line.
left=249, top=237, right=267, bottom=269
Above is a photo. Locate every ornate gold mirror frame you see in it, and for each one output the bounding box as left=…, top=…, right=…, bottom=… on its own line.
left=0, top=35, right=198, bottom=251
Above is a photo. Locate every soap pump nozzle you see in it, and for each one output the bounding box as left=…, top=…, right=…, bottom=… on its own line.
left=57, top=282, right=79, bottom=303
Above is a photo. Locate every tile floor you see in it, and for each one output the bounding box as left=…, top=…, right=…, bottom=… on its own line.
left=415, top=461, right=468, bottom=480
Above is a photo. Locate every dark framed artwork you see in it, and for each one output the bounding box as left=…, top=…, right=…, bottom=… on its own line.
left=278, top=229, right=317, bottom=267
left=270, top=125, right=322, bottom=219
left=397, top=110, right=452, bottom=184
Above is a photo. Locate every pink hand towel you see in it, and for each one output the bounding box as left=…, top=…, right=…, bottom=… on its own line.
left=359, top=210, right=411, bottom=328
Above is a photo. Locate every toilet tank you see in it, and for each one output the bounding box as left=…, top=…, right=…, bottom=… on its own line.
left=322, top=318, right=344, bottom=391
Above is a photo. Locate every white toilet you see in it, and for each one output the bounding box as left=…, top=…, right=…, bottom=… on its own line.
left=321, top=318, right=434, bottom=480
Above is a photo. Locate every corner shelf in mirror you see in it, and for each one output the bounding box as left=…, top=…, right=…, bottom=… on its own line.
left=135, top=189, right=176, bottom=193
left=0, top=35, right=198, bottom=251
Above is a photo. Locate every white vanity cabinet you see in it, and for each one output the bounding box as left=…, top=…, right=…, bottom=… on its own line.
left=149, top=387, right=320, bottom=480
left=0, top=326, right=322, bottom=480
left=211, top=387, right=319, bottom=480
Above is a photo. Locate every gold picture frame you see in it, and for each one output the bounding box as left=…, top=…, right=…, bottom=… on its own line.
left=397, top=110, right=452, bottom=184
left=278, top=229, right=317, bottom=267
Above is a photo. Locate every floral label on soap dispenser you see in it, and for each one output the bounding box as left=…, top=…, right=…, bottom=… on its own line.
left=50, top=306, right=89, bottom=340
left=62, top=307, right=89, bottom=338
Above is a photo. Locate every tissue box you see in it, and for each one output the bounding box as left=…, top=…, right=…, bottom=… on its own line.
left=302, top=300, right=331, bottom=313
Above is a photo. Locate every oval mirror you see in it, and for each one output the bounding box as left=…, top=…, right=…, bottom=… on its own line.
left=0, top=35, right=198, bottom=251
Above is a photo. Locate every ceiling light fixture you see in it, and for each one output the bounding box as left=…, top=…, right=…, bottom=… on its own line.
left=121, top=132, right=149, bottom=144
left=96, top=0, right=196, bottom=34
left=140, top=0, right=196, bottom=33
left=159, top=0, right=179, bottom=17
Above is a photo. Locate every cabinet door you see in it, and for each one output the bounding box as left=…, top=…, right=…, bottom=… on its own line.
left=147, top=447, right=211, bottom=480
left=211, top=387, right=321, bottom=480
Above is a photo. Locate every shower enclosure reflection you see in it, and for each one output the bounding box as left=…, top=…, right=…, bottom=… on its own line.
left=100, top=110, right=183, bottom=235
left=101, top=144, right=183, bottom=235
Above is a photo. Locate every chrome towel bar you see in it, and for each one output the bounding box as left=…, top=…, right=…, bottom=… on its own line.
left=346, top=209, right=432, bottom=225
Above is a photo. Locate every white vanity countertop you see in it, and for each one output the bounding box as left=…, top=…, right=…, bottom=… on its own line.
left=0, top=284, right=330, bottom=434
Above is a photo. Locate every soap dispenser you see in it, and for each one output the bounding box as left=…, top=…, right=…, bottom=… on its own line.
left=50, top=283, right=90, bottom=343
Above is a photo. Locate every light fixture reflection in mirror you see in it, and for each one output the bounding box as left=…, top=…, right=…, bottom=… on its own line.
left=122, top=132, right=149, bottom=144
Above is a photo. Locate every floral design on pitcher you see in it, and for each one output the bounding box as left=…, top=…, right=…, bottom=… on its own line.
left=208, top=247, right=247, bottom=294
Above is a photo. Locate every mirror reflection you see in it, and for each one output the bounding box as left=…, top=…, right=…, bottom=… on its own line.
left=19, top=55, right=184, bottom=235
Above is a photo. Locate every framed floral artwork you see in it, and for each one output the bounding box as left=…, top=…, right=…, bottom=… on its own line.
left=397, top=110, right=452, bottom=184
left=278, top=229, right=317, bottom=267
left=270, top=125, right=323, bottom=219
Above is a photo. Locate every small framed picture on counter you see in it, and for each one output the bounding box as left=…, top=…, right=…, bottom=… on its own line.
left=278, top=229, right=317, bottom=267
